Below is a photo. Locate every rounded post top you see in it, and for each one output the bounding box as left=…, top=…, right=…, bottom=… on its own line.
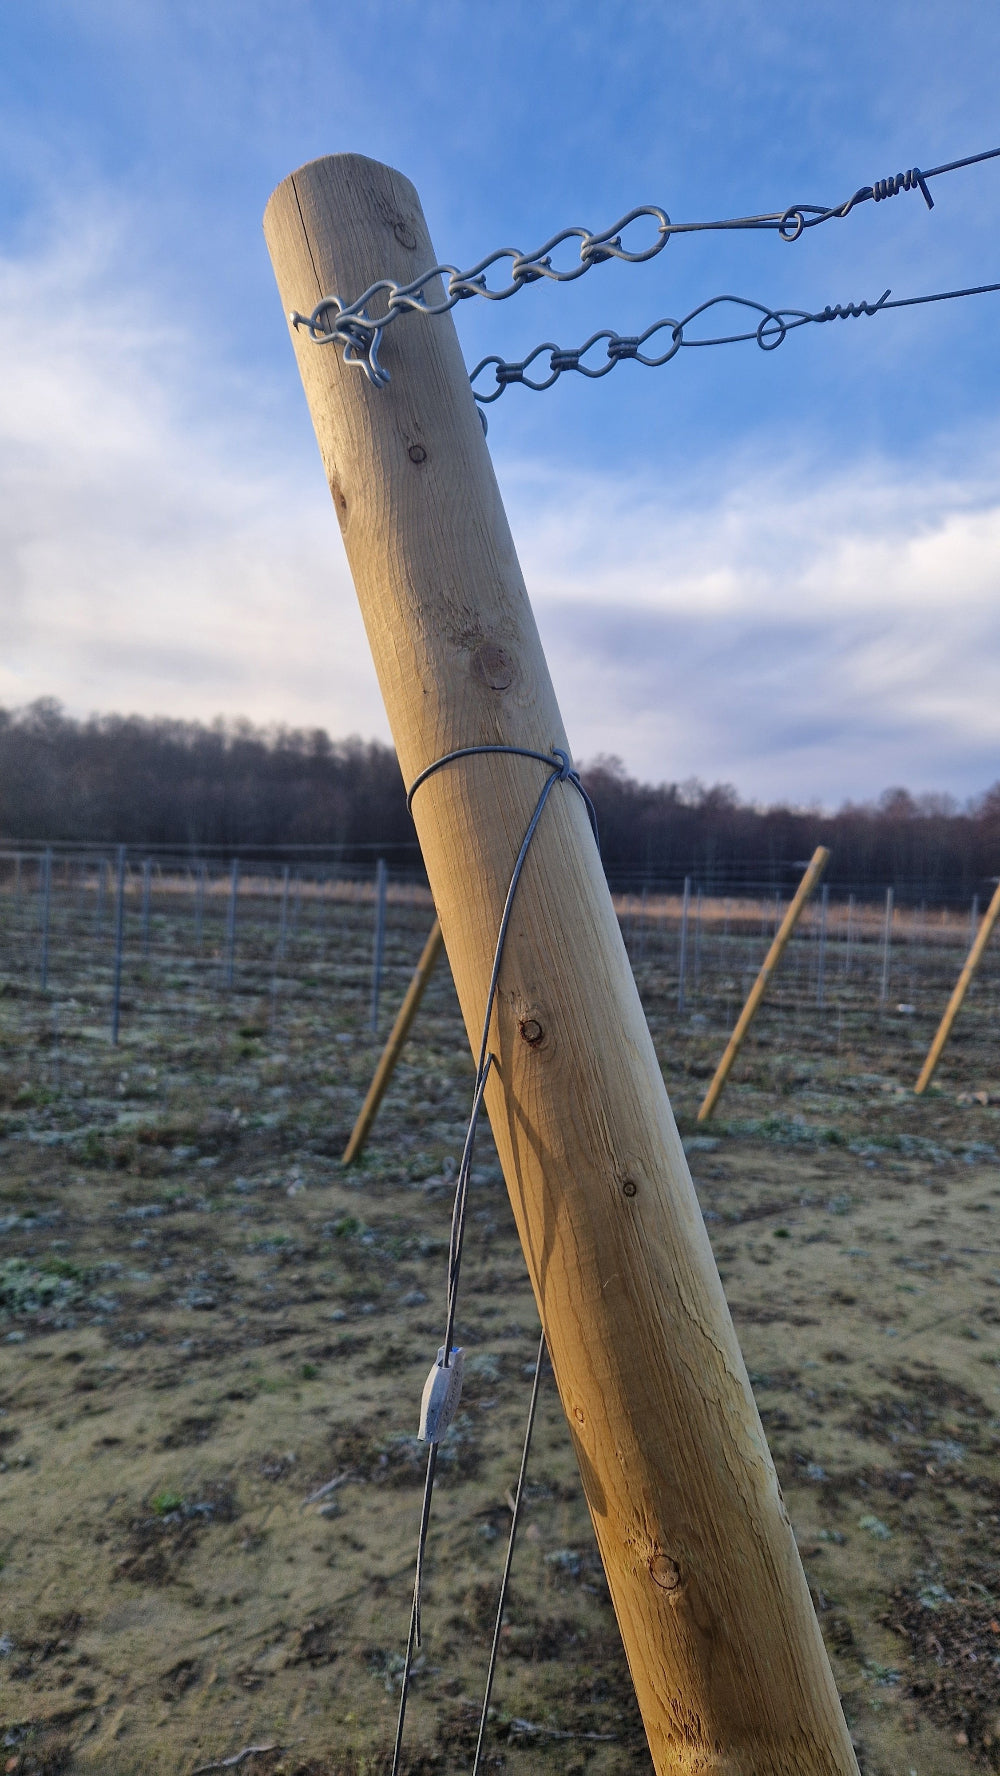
left=264, top=152, right=420, bottom=231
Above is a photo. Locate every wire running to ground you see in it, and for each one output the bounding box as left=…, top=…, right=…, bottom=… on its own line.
left=472, top=1329, right=549, bottom=1776
left=390, top=745, right=597, bottom=1776
left=469, top=277, right=1000, bottom=403
left=289, top=144, right=1000, bottom=389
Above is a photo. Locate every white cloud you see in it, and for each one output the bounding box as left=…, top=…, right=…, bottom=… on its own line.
left=498, top=450, right=1000, bottom=801
left=0, top=204, right=387, bottom=740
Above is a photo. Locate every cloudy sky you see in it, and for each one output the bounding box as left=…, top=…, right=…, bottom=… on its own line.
left=2, top=0, right=1000, bottom=805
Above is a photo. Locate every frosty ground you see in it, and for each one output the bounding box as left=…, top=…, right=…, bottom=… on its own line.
left=1, top=880, right=998, bottom=1774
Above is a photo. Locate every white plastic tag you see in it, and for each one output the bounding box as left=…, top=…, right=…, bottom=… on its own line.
left=418, top=1345, right=465, bottom=1444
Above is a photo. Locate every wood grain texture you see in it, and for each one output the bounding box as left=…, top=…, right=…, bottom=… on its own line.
left=264, top=155, right=858, bottom=1775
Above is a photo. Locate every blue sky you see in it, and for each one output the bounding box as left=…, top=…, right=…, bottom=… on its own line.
left=2, top=0, right=1000, bottom=805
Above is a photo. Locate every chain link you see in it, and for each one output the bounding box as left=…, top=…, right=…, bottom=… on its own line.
left=291, top=206, right=671, bottom=387
left=468, top=279, right=1000, bottom=404
left=289, top=146, right=999, bottom=389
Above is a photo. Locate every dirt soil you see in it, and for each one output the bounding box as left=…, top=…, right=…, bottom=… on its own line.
left=1, top=879, right=998, bottom=1774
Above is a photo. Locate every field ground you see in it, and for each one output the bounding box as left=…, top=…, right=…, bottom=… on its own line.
left=1, top=878, right=998, bottom=1774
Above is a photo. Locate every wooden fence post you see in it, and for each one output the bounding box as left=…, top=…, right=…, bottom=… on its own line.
left=344, top=918, right=444, bottom=1164
left=915, top=879, right=1000, bottom=1093
left=697, top=847, right=830, bottom=1123
left=264, top=155, right=857, bottom=1775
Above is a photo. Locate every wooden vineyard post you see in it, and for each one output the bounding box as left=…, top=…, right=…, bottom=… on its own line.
left=915, top=879, right=1000, bottom=1094
left=265, top=157, right=858, bottom=1776
left=343, top=917, right=444, bottom=1164
left=697, top=847, right=830, bottom=1124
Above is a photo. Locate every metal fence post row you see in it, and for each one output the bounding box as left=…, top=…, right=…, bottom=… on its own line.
left=842, top=893, right=855, bottom=977
left=879, top=886, right=894, bottom=1007
left=224, top=859, right=240, bottom=989
left=371, top=857, right=388, bottom=1033
left=38, top=847, right=53, bottom=991
left=816, top=883, right=829, bottom=1009
left=277, top=863, right=290, bottom=960
left=194, top=862, right=206, bottom=949
left=637, top=881, right=649, bottom=963
left=140, top=859, right=152, bottom=959
left=111, top=845, right=127, bottom=1045
left=95, top=856, right=107, bottom=934
left=677, top=876, right=691, bottom=1013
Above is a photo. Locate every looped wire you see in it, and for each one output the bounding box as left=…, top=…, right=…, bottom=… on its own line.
left=777, top=167, right=933, bottom=240
left=469, top=278, right=1000, bottom=404
left=391, top=745, right=597, bottom=1776
left=289, top=145, right=999, bottom=389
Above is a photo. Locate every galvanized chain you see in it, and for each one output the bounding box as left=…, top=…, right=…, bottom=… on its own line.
left=469, top=277, right=1000, bottom=403
left=289, top=145, right=1000, bottom=390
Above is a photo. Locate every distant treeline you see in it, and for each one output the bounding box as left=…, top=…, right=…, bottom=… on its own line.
left=3, top=700, right=998, bottom=902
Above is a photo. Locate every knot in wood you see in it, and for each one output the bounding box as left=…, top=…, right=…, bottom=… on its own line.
left=471, top=641, right=515, bottom=692
left=649, top=1553, right=681, bottom=1591
left=519, top=1017, right=544, bottom=1047
left=622, top=1179, right=637, bottom=1198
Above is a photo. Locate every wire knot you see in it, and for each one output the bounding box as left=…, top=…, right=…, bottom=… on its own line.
left=812, top=288, right=892, bottom=323
left=872, top=168, right=933, bottom=210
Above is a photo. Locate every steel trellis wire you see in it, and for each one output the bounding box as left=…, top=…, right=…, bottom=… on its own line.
left=288, top=144, right=1000, bottom=390
left=389, top=745, right=597, bottom=1776
left=468, top=278, right=1000, bottom=403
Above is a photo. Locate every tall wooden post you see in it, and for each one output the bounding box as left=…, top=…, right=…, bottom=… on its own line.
left=915, top=879, right=1000, bottom=1093
left=697, top=847, right=830, bottom=1123
left=265, top=156, right=857, bottom=1775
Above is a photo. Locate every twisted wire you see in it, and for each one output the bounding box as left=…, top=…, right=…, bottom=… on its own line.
left=289, top=145, right=999, bottom=387
left=390, top=745, right=597, bottom=1776
left=469, top=278, right=1000, bottom=403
